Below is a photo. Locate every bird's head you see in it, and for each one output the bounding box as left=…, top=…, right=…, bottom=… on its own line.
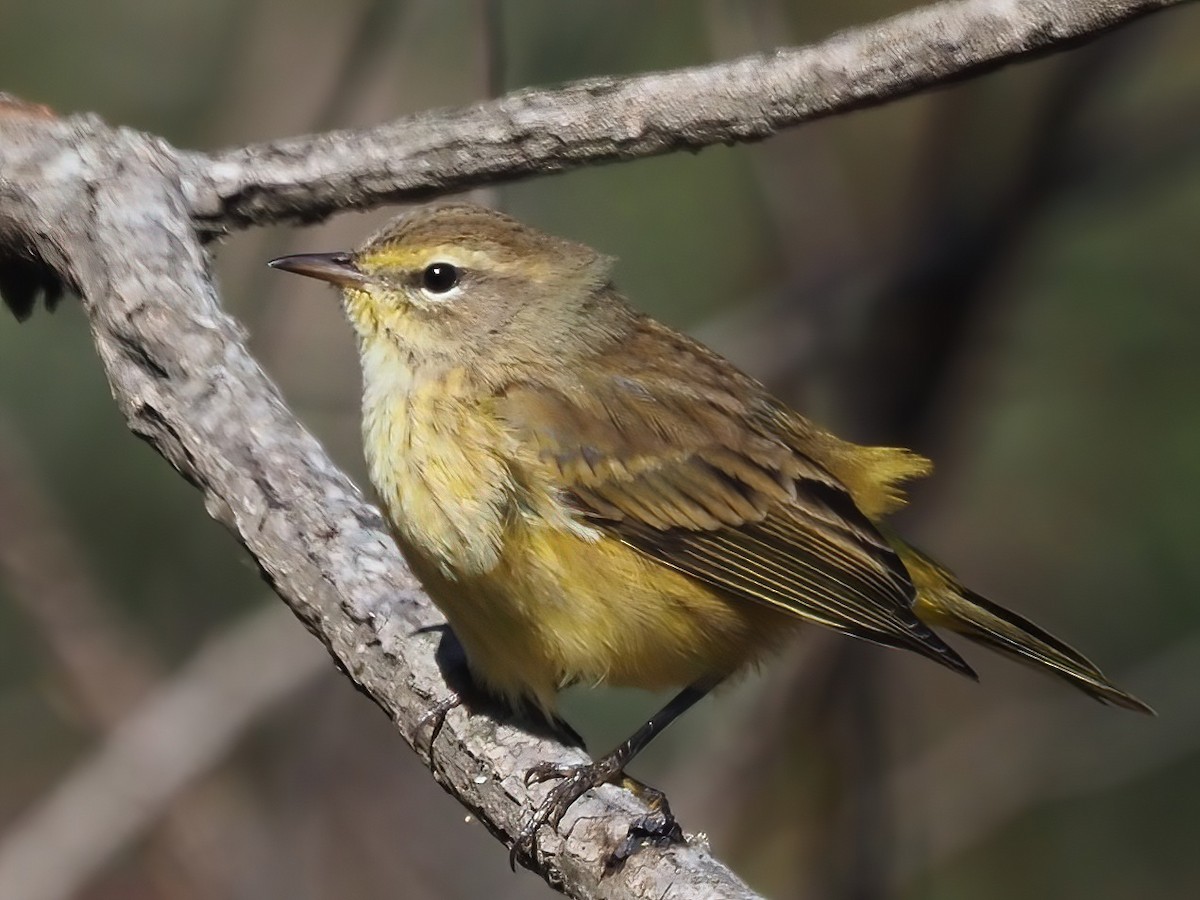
left=269, top=204, right=624, bottom=378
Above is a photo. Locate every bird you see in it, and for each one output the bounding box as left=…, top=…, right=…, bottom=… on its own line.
left=269, top=203, right=1150, bottom=866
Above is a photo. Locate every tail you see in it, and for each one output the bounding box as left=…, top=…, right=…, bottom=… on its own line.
left=891, top=537, right=1153, bottom=714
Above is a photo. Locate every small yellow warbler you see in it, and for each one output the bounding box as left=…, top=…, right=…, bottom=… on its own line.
left=270, top=204, right=1149, bottom=865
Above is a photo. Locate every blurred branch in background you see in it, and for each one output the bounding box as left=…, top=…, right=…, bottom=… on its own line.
left=891, top=631, right=1200, bottom=885
left=696, top=0, right=863, bottom=404
left=0, top=420, right=315, bottom=900
left=478, top=0, right=506, bottom=106
left=843, top=38, right=1144, bottom=445
left=0, top=602, right=325, bottom=900
left=0, top=422, right=158, bottom=725
left=469, top=0, right=506, bottom=210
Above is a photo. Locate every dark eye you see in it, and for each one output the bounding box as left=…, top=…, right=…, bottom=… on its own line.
left=422, top=262, right=459, bottom=294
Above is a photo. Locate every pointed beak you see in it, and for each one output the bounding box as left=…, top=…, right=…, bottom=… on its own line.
left=267, top=252, right=371, bottom=288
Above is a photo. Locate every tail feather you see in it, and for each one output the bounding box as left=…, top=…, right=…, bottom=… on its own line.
left=892, top=538, right=1153, bottom=714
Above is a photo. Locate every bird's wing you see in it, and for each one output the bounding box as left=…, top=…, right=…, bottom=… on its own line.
left=494, top=325, right=972, bottom=676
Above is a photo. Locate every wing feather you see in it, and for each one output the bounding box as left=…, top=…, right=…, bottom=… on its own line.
left=495, top=323, right=973, bottom=676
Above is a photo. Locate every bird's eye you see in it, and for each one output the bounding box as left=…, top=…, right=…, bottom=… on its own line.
left=421, top=262, right=460, bottom=294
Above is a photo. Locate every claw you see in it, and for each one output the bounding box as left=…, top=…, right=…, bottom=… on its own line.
left=509, top=757, right=685, bottom=872
left=509, top=685, right=710, bottom=871
left=412, top=692, right=461, bottom=774
left=510, top=757, right=618, bottom=870
left=523, top=761, right=576, bottom=787
left=605, top=785, right=685, bottom=874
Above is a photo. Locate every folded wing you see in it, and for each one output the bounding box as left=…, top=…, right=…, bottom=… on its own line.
left=495, top=323, right=974, bottom=677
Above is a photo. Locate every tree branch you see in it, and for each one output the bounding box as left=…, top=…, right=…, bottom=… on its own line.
left=0, top=111, right=758, bottom=899
left=185, top=0, right=1183, bottom=230
left=0, top=0, right=1189, bottom=895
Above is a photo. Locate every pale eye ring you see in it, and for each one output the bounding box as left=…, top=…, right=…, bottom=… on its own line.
left=421, top=262, right=460, bottom=294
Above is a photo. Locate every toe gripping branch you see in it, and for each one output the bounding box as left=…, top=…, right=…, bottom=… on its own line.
left=411, top=660, right=708, bottom=875
left=510, top=751, right=686, bottom=873
left=510, top=684, right=710, bottom=872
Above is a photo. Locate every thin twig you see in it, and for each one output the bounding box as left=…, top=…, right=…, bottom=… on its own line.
left=185, top=0, right=1184, bottom=230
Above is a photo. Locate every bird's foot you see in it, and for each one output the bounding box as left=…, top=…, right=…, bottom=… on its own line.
left=412, top=692, right=461, bottom=774
left=510, top=755, right=623, bottom=870
left=605, top=776, right=685, bottom=874
left=509, top=758, right=684, bottom=872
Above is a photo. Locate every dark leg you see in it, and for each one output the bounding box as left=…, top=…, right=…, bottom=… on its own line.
left=510, top=682, right=712, bottom=870
left=550, top=714, right=587, bottom=752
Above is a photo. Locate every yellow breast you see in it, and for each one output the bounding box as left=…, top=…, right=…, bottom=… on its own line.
left=362, top=349, right=792, bottom=713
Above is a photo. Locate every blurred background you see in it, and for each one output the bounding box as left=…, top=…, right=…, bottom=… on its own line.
left=1, top=1, right=1199, bottom=898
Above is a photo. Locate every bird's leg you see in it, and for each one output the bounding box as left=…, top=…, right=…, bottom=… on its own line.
left=510, top=683, right=711, bottom=870
left=549, top=713, right=587, bottom=751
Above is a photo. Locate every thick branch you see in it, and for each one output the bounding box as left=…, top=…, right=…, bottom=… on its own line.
left=186, top=0, right=1183, bottom=229
left=0, top=113, right=757, bottom=899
